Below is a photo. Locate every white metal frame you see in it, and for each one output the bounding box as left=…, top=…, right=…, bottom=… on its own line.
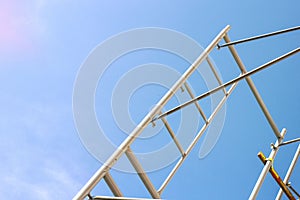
left=73, top=25, right=300, bottom=200
left=275, top=144, right=300, bottom=199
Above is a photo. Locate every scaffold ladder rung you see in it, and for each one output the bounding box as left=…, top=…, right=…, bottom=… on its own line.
left=125, top=147, right=160, bottom=199
left=103, top=172, right=123, bottom=197
left=206, top=57, right=227, bottom=94
left=160, top=115, right=185, bottom=156
left=183, top=82, right=207, bottom=122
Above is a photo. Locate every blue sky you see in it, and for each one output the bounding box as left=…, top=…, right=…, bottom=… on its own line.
left=0, top=1, right=299, bottom=199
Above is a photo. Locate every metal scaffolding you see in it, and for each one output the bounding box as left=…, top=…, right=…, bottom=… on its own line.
left=73, top=25, right=300, bottom=200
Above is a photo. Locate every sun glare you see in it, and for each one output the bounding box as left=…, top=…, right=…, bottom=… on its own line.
left=0, top=2, right=32, bottom=54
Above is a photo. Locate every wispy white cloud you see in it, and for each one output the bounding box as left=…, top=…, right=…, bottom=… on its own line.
left=0, top=95, right=83, bottom=199
left=1, top=161, right=82, bottom=199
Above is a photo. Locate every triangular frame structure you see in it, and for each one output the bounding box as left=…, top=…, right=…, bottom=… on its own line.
left=73, top=25, right=300, bottom=200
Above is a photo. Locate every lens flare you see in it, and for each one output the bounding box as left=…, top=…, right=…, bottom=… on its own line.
left=0, top=1, right=37, bottom=55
